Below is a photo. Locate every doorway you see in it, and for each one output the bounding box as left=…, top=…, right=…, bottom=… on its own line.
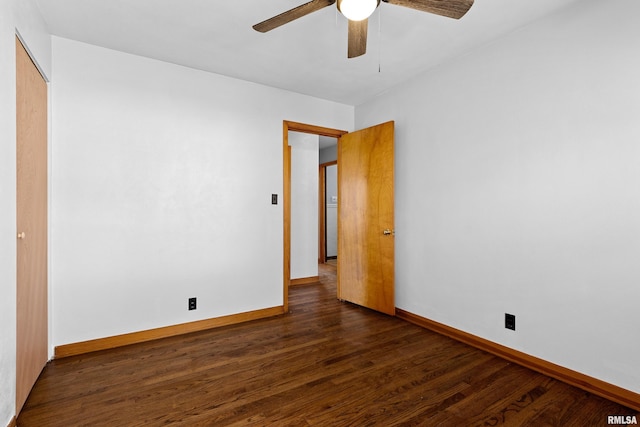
left=319, top=160, right=337, bottom=265
left=282, top=122, right=347, bottom=312
left=283, top=120, right=395, bottom=316
left=289, top=131, right=321, bottom=285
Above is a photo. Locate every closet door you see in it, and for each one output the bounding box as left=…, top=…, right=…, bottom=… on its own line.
left=16, top=36, right=48, bottom=413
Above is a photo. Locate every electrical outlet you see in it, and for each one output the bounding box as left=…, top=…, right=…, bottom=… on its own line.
left=188, top=297, right=197, bottom=311
left=505, top=313, right=515, bottom=331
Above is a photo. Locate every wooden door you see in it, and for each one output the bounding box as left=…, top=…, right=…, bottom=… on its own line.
left=16, top=36, right=48, bottom=413
left=337, top=121, right=394, bottom=315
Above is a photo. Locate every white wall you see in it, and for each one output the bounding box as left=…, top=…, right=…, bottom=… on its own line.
left=289, top=132, right=319, bottom=279
left=50, top=37, right=353, bottom=347
left=356, top=0, right=640, bottom=393
left=0, top=0, right=50, bottom=424
left=319, top=145, right=337, bottom=164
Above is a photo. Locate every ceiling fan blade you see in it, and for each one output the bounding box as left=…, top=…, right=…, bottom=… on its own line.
left=382, top=0, right=473, bottom=19
left=347, top=19, right=368, bottom=58
left=253, top=0, right=336, bottom=32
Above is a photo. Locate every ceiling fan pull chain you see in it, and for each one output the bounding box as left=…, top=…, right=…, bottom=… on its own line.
left=378, top=6, right=382, bottom=72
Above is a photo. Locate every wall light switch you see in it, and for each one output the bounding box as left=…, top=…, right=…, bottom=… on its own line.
left=272, top=194, right=278, bottom=205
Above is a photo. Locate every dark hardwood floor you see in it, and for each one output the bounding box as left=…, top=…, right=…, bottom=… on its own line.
left=19, top=264, right=637, bottom=426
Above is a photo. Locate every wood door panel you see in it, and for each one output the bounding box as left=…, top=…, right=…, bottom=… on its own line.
left=338, top=121, right=394, bottom=315
left=16, top=36, right=48, bottom=413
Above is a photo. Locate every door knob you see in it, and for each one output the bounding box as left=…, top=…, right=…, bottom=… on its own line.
left=383, top=229, right=394, bottom=236
left=17, top=232, right=26, bottom=239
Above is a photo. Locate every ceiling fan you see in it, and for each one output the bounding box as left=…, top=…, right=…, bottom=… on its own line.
left=253, top=0, right=474, bottom=58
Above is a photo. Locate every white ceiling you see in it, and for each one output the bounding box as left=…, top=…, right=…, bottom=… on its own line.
left=34, top=0, right=582, bottom=106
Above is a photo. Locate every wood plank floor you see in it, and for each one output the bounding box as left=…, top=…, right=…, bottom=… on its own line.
left=19, top=264, right=637, bottom=426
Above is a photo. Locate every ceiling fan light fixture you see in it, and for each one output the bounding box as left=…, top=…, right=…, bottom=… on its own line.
left=337, top=0, right=380, bottom=21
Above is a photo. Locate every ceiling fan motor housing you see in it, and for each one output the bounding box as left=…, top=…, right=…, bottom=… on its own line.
left=337, top=0, right=381, bottom=21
